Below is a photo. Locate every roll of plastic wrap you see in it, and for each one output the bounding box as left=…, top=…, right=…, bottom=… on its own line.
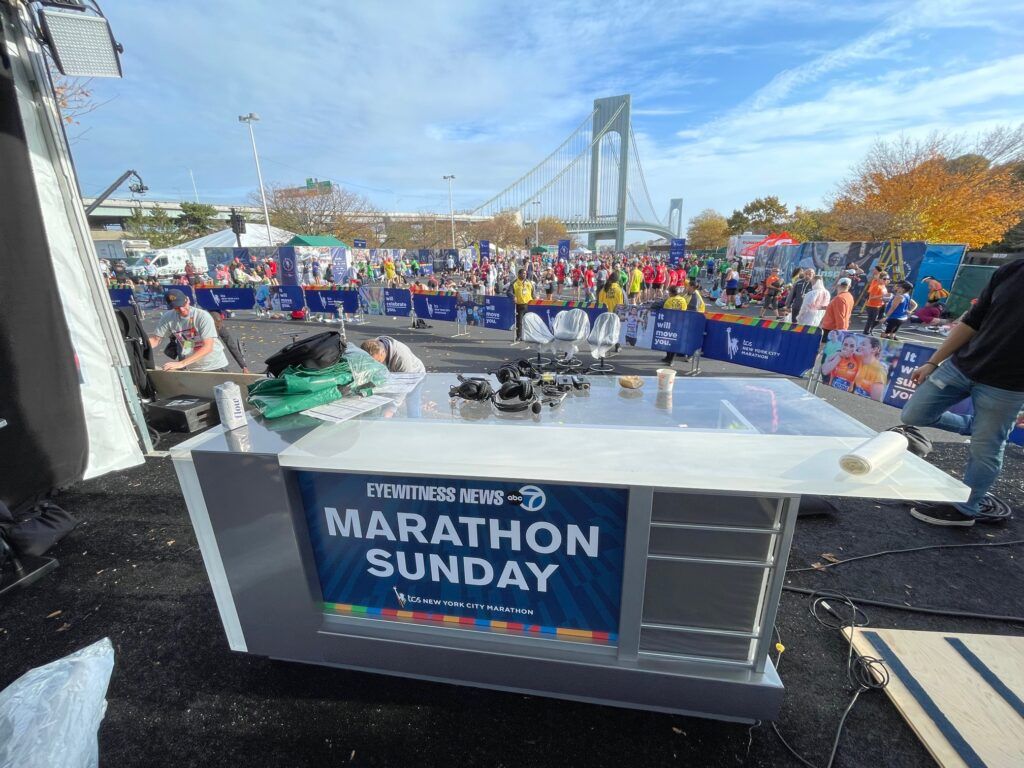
left=839, top=432, right=909, bottom=475
left=214, top=381, right=247, bottom=431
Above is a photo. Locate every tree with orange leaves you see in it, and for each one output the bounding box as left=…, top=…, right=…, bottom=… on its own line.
left=828, top=127, right=1024, bottom=248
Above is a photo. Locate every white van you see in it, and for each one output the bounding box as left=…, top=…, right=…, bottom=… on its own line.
left=127, top=249, right=208, bottom=279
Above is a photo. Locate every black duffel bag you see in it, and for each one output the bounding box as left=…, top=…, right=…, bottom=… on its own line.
left=264, top=331, right=346, bottom=377
left=0, top=499, right=78, bottom=557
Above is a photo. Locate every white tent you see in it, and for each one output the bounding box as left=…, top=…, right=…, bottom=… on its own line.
left=176, top=223, right=296, bottom=249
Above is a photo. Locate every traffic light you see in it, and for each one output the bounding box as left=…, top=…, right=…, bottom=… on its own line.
left=230, top=208, right=246, bottom=235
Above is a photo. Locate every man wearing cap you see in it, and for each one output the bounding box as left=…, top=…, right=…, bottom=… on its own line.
left=821, top=277, right=855, bottom=332
left=148, top=290, right=229, bottom=372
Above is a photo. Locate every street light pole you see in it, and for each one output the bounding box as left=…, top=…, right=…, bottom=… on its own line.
left=443, top=174, right=456, bottom=250
left=532, top=200, right=541, bottom=246
left=239, top=113, right=273, bottom=247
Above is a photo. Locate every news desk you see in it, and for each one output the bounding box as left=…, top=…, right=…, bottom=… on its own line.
left=171, top=374, right=967, bottom=722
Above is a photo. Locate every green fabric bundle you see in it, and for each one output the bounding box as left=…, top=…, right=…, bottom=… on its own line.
left=247, top=361, right=354, bottom=419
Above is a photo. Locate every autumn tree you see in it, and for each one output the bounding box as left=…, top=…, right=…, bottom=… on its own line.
left=686, top=209, right=730, bottom=249
left=254, top=182, right=381, bottom=243
left=535, top=216, right=569, bottom=246
left=828, top=127, right=1024, bottom=248
left=472, top=210, right=526, bottom=249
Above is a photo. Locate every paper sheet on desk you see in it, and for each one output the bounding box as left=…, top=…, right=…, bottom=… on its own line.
left=372, top=372, right=425, bottom=398
left=302, top=395, right=394, bottom=423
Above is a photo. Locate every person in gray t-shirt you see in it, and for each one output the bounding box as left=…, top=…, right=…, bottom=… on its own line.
left=360, top=336, right=425, bottom=373
left=148, top=289, right=229, bottom=372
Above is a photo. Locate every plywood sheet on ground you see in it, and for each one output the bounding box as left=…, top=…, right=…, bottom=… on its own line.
left=845, top=627, right=1024, bottom=768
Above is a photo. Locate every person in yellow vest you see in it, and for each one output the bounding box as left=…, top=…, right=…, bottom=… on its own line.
left=383, top=258, right=397, bottom=286
left=662, top=285, right=689, bottom=310
left=512, top=268, right=534, bottom=341
left=597, top=272, right=625, bottom=314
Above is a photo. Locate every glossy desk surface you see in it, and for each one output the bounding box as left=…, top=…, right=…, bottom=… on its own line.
left=173, top=374, right=968, bottom=503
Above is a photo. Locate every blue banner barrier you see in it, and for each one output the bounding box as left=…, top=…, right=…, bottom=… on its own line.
left=703, top=318, right=822, bottom=377
left=483, top=296, right=515, bottom=330
left=651, top=309, right=706, bottom=356
left=305, top=289, right=359, bottom=315
left=296, top=471, right=628, bottom=642
left=271, top=285, right=306, bottom=312
left=412, top=293, right=458, bottom=322
left=383, top=288, right=411, bottom=317
left=557, top=240, right=570, bottom=261
left=195, top=287, right=257, bottom=311
left=109, top=288, right=135, bottom=308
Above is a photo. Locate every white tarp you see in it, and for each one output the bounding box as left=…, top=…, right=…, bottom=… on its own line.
left=9, top=7, right=142, bottom=477
left=175, top=224, right=296, bottom=249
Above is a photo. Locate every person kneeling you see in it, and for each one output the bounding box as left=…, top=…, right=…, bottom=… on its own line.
left=361, top=336, right=426, bottom=373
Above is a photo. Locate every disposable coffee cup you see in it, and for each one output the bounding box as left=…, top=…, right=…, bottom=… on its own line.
left=656, top=368, right=676, bottom=391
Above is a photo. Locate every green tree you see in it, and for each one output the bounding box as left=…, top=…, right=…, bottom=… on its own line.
left=472, top=210, right=526, bottom=249
left=786, top=206, right=833, bottom=242
left=742, top=196, right=789, bottom=233
left=177, top=202, right=219, bottom=239
left=126, top=205, right=183, bottom=248
left=726, top=209, right=751, bottom=234
left=686, top=209, right=730, bottom=249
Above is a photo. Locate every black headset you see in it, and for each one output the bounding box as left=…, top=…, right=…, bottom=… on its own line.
left=449, top=375, right=493, bottom=402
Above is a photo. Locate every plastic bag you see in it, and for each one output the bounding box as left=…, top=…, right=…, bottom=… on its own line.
left=0, top=638, right=115, bottom=768
left=343, top=346, right=389, bottom=389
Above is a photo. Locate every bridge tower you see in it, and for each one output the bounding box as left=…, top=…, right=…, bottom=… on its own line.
left=588, top=94, right=631, bottom=250
left=668, top=198, right=683, bottom=237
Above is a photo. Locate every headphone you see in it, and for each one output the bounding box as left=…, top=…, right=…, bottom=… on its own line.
left=449, top=375, right=493, bottom=402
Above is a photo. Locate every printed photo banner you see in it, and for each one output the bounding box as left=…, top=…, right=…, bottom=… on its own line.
left=195, top=287, right=257, bottom=311
left=702, top=315, right=823, bottom=377
left=305, top=288, right=359, bottom=315
left=270, top=285, right=306, bottom=312
left=297, top=471, right=628, bottom=644
left=818, top=331, right=1024, bottom=445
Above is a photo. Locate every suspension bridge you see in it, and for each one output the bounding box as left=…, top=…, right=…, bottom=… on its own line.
left=472, top=95, right=682, bottom=250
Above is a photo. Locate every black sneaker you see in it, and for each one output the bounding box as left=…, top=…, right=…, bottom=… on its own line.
left=910, top=503, right=976, bottom=527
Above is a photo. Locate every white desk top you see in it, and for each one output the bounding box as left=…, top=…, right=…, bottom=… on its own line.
left=280, top=420, right=968, bottom=502
left=181, top=374, right=969, bottom=502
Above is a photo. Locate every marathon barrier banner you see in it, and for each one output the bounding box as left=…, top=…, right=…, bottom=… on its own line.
left=818, top=331, right=1024, bottom=445
left=669, top=238, right=686, bottom=267
left=305, top=288, right=359, bottom=315
left=383, top=288, right=412, bottom=317
left=651, top=309, right=706, bottom=356
left=277, top=246, right=298, bottom=286
left=412, top=292, right=458, bottom=323
left=109, top=288, right=135, bottom=308
left=195, top=287, right=257, bottom=311
left=297, top=471, right=628, bottom=644
left=702, top=314, right=822, bottom=377
left=482, top=296, right=515, bottom=330
left=271, top=285, right=306, bottom=313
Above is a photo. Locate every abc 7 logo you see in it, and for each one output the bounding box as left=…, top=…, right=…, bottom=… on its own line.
left=505, top=485, right=546, bottom=512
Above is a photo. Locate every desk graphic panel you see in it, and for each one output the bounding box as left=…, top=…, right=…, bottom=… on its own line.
left=296, top=472, right=628, bottom=644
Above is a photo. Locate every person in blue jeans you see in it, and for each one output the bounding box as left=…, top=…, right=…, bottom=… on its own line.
left=901, top=259, right=1024, bottom=526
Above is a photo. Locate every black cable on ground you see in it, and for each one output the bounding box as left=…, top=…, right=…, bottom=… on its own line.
left=768, top=593, right=888, bottom=768
left=782, top=586, right=1024, bottom=624
left=787, top=538, right=1024, bottom=573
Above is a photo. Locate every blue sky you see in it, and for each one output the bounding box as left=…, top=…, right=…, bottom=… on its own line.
left=73, top=0, right=1024, bottom=233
